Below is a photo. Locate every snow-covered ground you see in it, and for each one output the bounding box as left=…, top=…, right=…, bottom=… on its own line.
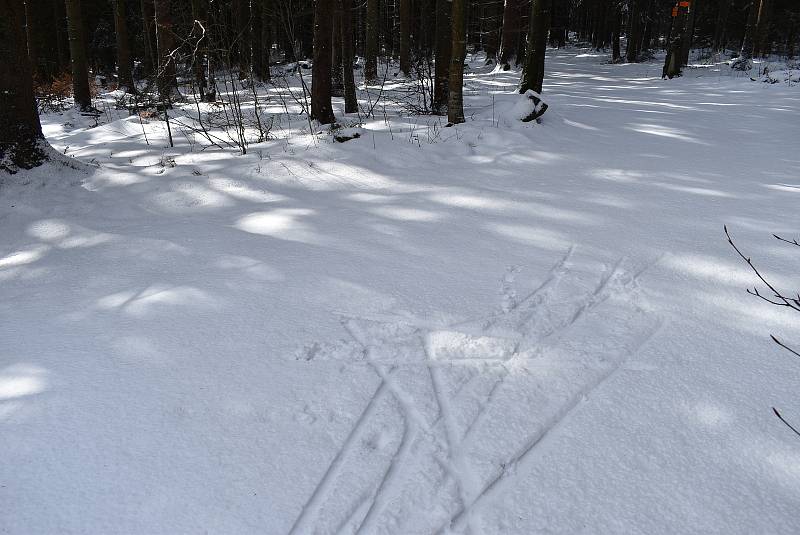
left=2, top=48, right=799, bottom=534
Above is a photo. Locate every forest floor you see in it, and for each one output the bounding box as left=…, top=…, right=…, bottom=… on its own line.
left=2, top=47, right=800, bottom=534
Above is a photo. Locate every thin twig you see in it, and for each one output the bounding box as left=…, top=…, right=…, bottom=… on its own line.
left=773, top=408, right=800, bottom=438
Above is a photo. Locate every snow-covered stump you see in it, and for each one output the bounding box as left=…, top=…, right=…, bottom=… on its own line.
left=515, top=90, right=548, bottom=123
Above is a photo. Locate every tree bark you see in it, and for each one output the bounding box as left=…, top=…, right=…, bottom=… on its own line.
left=549, top=0, right=567, bottom=47
left=483, top=0, right=501, bottom=61
left=679, top=0, right=697, bottom=67
left=611, top=1, right=621, bottom=62
left=252, top=0, right=264, bottom=79
left=340, top=0, right=358, bottom=113
left=447, top=0, right=467, bottom=124
left=712, top=0, right=731, bottom=51
left=625, top=0, right=641, bottom=62
left=251, top=0, right=273, bottom=81
left=23, top=1, right=40, bottom=80
left=311, top=0, right=335, bottom=124
left=1, top=0, right=50, bottom=172
left=141, top=0, right=157, bottom=76
left=64, top=0, right=92, bottom=109
left=434, top=0, right=451, bottom=113
left=663, top=2, right=688, bottom=78
left=752, top=0, right=771, bottom=58
left=261, top=0, right=273, bottom=80
left=233, top=0, right=251, bottom=78
left=399, top=0, right=412, bottom=75
left=519, top=0, right=550, bottom=94
left=189, top=0, right=209, bottom=99
left=364, top=0, right=379, bottom=81
left=499, top=0, right=522, bottom=69
left=641, top=0, right=655, bottom=52
left=331, top=7, right=344, bottom=96
left=53, top=0, right=69, bottom=73
left=113, top=0, right=136, bottom=92
left=153, top=0, right=178, bottom=100
left=740, top=0, right=757, bottom=59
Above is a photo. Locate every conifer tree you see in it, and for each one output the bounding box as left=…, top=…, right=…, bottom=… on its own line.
left=64, top=0, right=92, bottom=110
left=1, top=0, right=51, bottom=172
left=311, top=0, right=335, bottom=124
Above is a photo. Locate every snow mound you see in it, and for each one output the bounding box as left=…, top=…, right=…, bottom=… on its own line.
left=510, top=90, right=549, bottom=123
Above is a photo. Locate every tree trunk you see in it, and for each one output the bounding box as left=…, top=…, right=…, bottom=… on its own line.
left=261, top=0, right=272, bottom=80
left=641, top=0, right=655, bottom=52
left=113, top=0, right=136, bottom=92
left=233, top=0, right=251, bottom=78
left=23, top=1, right=40, bottom=80
left=340, top=0, right=358, bottom=113
left=483, top=0, right=501, bottom=61
left=278, top=3, right=295, bottom=63
left=364, top=0, right=379, bottom=81
left=252, top=0, right=264, bottom=80
left=752, top=0, right=771, bottom=58
left=679, top=0, right=697, bottom=66
left=520, top=0, right=550, bottom=94
left=189, top=0, right=209, bottom=99
left=301, top=10, right=314, bottom=58
left=499, top=0, right=521, bottom=69
left=154, top=0, right=178, bottom=100
left=141, top=0, right=157, bottom=76
left=663, top=2, right=688, bottom=78
left=712, top=0, right=731, bottom=51
left=740, top=0, right=757, bottom=59
left=311, top=0, right=335, bottom=124
left=625, top=0, right=640, bottom=62
left=53, top=0, right=69, bottom=73
left=399, top=0, right=412, bottom=75
left=331, top=8, right=344, bottom=96
left=1, top=0, right=50, bottom=172
left=611, top=1, right=621, bottom=62
left=549, top=0, right=567, bottom=47
left=447, top=0, right=467, bottom=124
left=64, top=0, right=91, bottom=109
left=434, top=0, right=451, bottom=113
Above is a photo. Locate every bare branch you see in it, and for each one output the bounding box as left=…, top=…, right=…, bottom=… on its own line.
left=725, top=225, right=800, bottom=312
left=774, top=234, right=800, bottom=247
left=773, top=408, right=800, bottom=438
left=772, top=335, right=800, bottom=359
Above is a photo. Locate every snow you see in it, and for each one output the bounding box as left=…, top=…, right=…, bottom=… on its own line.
left=2, top=47, right=800, bottom=533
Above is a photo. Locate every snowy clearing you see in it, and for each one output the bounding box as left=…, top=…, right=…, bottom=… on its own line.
left=2, top=48, right=800, bottom=534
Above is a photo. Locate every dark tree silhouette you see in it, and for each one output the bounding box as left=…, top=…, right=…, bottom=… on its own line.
left=311, top=0, right=335, bottom=124
left=1, top=0, right=51, bottom=172
left=64, top=0, right=92, bottom=110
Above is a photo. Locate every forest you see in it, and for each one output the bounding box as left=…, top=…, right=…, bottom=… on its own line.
left=1, top=0, right=799, bottom=534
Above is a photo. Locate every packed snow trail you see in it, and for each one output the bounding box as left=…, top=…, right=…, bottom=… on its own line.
left=2, top=48, right=799, bottom=534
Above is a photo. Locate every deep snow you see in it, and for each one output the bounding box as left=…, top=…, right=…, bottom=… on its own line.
left=2, top=48, right=800, bottom=534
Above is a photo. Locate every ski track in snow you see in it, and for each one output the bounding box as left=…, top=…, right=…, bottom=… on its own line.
left=290, top=247, right=661, bottom=533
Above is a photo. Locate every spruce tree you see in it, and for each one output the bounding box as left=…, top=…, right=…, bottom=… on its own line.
left=311, top=0, right=335, bottom=124
left=520, top=0, right=550, bottom=94
left=364, top=0, right=379, bottom=82
left=433, top=0, right=451, bottom=113
left=0, top=0, right=50, bottom=172
left=64, top=0, right=92, bottom=110
left=113, top=0, right=136, bottom=93
left=447, top=0, right=467, bottom=124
